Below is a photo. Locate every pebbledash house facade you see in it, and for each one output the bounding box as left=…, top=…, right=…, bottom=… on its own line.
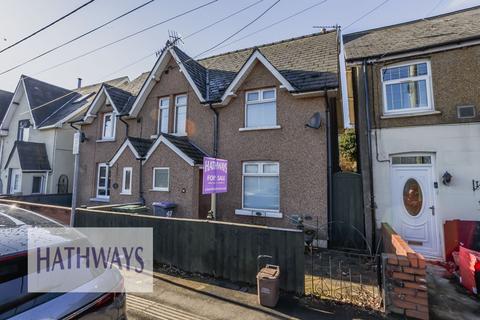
left=344, top=7, right=480, bottom=259
left=76, top=31, right=340, bottom=233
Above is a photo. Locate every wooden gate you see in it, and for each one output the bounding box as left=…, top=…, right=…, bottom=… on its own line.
left=330, top=172, right=366, bottom=250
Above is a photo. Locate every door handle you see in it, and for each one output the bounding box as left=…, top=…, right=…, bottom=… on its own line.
left=429, top=205, right=435, bottom=216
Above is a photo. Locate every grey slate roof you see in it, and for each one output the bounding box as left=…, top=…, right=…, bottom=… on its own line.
left=97, top=72, right=149, bottom=116
left=22, top=76, right=81, bottom=128
left=343, top=6, right=480, bottom=61
left=5, top=141, right=51, bottom=171
left=171, top=31, right=339, bottom=101
left=161, top=134, right=207, bottom=164
left=0, top=90, right=13, bottom=124
left=105, top=84, right=135, bottom=114
left=28, top=76, right=132, bottom=127
left=128, top=136, right=154, bottom=158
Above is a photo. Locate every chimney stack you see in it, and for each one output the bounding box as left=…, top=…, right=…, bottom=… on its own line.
left=77, top=77, right=82, bottom=89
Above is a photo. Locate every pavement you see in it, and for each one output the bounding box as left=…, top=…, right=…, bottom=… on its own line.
left=126, top=272, right=383, bottom=320
left=427, top=264, right=480, bottom=320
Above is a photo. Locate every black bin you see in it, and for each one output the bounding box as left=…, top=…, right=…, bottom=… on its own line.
left=152, top=202, right=176, bottom=217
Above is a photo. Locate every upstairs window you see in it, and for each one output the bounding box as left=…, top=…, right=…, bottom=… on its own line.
left=17, top=119, right=30, bottom=141
left=245, top=88, right=277, bottom=128
left=102, top=112, right=116, bottom=140
left=158, top=98, right=169, bottom=134
left=382, top=61, right=433, bottom=114
left=174, top=95, right=187, bottom=135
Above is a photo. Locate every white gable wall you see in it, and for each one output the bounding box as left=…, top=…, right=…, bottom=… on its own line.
left=0, top=86, right=75, bottom=195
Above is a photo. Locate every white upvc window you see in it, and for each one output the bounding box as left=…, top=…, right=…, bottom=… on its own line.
left=102, top=112, right=116, bottom=140
left=31, top=176, right=44, bottom=194
left=158, top=97, right=170, bottom=134
left=96, top=163, right=110, bottom=199
left=17, top=119, right=30, bottom=142
left=245, top=88, right=277, bottom=128
left=121, top=167, right=132, bottom=195
left=10, top=169, right=22, bottom=194
left=242, top=162, right=280, bottom=212
left=174, top=95, right=187, bottom=135
left=381, top=60, right=434, bottom=114
left=152, top=167, right=169, bottom=191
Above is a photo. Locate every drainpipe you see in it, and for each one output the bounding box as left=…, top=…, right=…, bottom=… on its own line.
left=69, top=120, right=82, bottom=227
left=208, top=102, right=219, bottom=219
left=362, top=60, right=377, bottom=251
left=118, top=114, right=129, bottom=137
left=324, top=87, right=333, bottom=244
left=139, top=158, right=145, bottom=206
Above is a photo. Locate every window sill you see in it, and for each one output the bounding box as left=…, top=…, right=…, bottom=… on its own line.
left=150, top=188, right=169, bottom=192
left=120, top=192, right=132, bottom=195
left=96, top=138, right=116, bottom=143
left=235, top=209, right=282, bottom=218
left=239, top=125, right=281, bottom=132
left=90, top=197, right=110, bottom=203
left=381, top=110, right=441, bottom=119
left=170, top=133, right=187, bottom=137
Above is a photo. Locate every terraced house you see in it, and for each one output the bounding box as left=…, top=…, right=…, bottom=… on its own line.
left=76, top=31, right=341, bottom=236
left=344, top=6, right=480, bottom=260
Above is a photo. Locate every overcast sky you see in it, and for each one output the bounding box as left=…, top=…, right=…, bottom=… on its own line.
left=0, top=0, right=478, bottom=91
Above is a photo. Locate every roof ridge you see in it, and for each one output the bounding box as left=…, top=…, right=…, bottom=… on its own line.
left=344, top=5, right=480, bottom=37
left=197, top=30, right=336, bottom=62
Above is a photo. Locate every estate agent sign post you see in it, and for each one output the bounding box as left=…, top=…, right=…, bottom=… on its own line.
left=202, top=157, right=228, bottom=219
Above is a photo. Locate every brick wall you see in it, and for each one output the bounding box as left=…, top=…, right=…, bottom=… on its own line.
left=382, top=223, right=429, bottom=320
left=0, top=199, right=71, bottom=225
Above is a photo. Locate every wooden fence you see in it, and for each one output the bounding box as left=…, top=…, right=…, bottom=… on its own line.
left=74, top=208, right=305, bottom=293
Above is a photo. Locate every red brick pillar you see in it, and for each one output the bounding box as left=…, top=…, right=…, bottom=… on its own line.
left=382, top=223, right=429, bottom=320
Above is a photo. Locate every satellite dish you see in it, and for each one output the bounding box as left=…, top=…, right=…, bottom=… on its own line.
left=305, top=112, right=321, bottom=129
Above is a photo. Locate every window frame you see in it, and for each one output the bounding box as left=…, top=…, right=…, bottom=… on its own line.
left=101, top=112, right=116, bottom=140
left=17, top=119, right=30, bottom=142
left=10, top=169, right=22, bottom=194
left=152, top=167, right=170, bottom=192
left=174, top=94, right=187, bottom=136
left=31, top=176, right=44, bottom=194
left=244, top=88, right=277, bottom=129
left=158, top=97, right=170, bottom=134
left=96, top=163, right=110, bottom=199
left=381, top=60, right=434, bottom=115
left=121, top=167, right=133, bottom=195
left=241, top=161, right=280, bottom=213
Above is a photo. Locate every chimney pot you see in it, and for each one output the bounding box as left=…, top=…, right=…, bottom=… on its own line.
left=77, top=77, right=82, bottom=89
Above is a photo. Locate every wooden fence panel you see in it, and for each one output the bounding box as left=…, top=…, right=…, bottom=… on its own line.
left=75, top=209, right=305, bottom=293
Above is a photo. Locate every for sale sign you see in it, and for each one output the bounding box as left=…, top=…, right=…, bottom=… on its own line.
left=202, top=157, right=228, bottom=194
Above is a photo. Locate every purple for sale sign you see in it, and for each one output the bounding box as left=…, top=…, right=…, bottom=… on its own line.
left=202, top=157, right=228, bottom=194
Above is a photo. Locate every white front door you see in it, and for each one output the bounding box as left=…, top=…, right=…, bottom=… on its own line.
left=391, top=155, right=441, bottom=259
